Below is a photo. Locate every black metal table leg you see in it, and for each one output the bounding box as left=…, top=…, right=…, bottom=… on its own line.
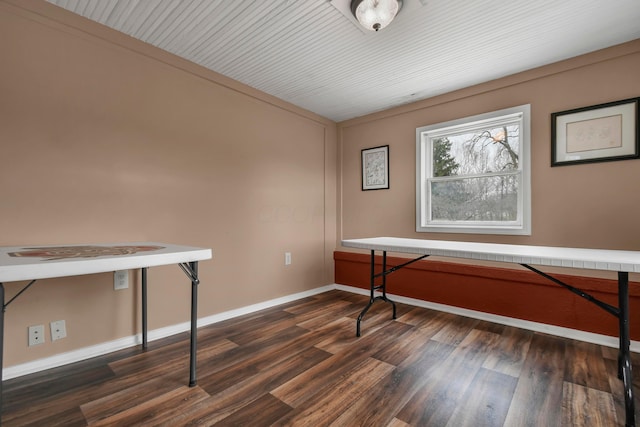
left=381, top=251, right=397, bottom=320
left=189, top=261, right=199, bottom=387
left=356, top=251, right=377, bottom=337
left=178, top=261, right=201, bottom=387
left=142, top=268, right=148, bottom=350
left=356, top=250, right=397, bottom=337
left=144, top=262, right=199, bottom=387
left=618, top=272, right=635, bottom=427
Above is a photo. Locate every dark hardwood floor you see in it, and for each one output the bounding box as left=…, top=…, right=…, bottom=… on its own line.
left=3, top=289, right=639, bottom=426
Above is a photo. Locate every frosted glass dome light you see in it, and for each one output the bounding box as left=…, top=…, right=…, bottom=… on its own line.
left=351, top=0, right=403, bottom=32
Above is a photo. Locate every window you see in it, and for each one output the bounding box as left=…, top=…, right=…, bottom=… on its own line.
left=416, top=105, right=531, bottom=235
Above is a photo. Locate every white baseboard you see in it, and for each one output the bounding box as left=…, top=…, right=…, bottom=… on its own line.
left=2, top=285, right=334, bottom=380
left=4, top=283, right=636, bottom=379
left=334, top=284, right=640, bottom=353
left=197, top=285, right=335, bottom=329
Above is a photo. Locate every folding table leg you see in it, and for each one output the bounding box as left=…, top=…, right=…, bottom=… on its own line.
left=142, top=268, right=148, bottom=350
left=356, top=250, right=396, bottom=337
left=618, top=272, right=635, bottom=427
left=189, top=261, right=198, bottom=387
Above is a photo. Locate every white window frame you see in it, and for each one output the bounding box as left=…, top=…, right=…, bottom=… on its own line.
left=416, top=104, right=531, bottom=235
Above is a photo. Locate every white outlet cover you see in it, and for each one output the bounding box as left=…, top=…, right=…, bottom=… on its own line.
left=114, top=270, right=129, bottom=290
left=28, top=325, right=45, bottom=346
left=50, top=320, right=67, bottom=341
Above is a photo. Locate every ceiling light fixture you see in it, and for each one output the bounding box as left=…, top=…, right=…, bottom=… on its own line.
left=350, top=0, right=403, bottom=32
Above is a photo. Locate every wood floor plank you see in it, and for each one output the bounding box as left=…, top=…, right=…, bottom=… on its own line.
left=295, top=300, right=361, bottom=331
left=601, top=344, right=619, bottom=362
left=271, top=320, right=412, bottom=407
left=396, top=328, right=501, bottom=426
left=197, top=327, right=333, bottom=395
left=167, top=346, right=331, bottom=425
left=562, top=381, right=618, bottom=427
left=108, top=337, right=238, bottom=377
left=197, top=320, right=345, bottom=396
left=288, top=299, right=354, bottom=321
left=329, top=340, right=456, bottom=427
left=445, top=367, right=518, bottom=427
left=475, top=319, right=506, bottom=336
left=564, top=339, right=612, bottom=393
left=150, top=396, right=220, bottom=427
left=206, top=306, right=295, bottom=338
left=2, top=365, right=115, bottom=411
left=315, top=303, right=399, bottom=354
left=194, top=325, right=311, bottom=391
left=224, top=311, right=302, bottom=347
left=503, top=333, right=566, bottom=427
left=373, top=310, right=453, bottom=367
left=482, top=324, right=533, bottom=378
left=284, top=295, right=344, bottom=315
left=395, top=306, right=433, bottom=326
left=210, top=392, right=292, bottom=426
left=88, top=385, right=209, bottom=426
left=79, top=377, right=186, bottom=423
left=430, top=314, right=479, bottom=346
left=5, top=364, right=184, bottom=426
left=334, top=319, right=414, bottom=364
left=386, top=418, right=411, bottom=427
left=270, top=357, right=396, bottom=426
left=2, top=404, right=86, bottom=427
left=227, top=317, right=305, bottom=347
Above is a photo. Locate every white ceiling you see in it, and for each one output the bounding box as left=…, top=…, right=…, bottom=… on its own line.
left=46, top=0, right=640, bottom=122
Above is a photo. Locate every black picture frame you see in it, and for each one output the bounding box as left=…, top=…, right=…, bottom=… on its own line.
left=551, top=97, right=639, bottom=167
left=361, top=145, right=389, bottom=190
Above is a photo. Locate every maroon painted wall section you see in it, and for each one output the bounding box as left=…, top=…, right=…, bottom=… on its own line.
left=334, top=251, right=640, bottom=340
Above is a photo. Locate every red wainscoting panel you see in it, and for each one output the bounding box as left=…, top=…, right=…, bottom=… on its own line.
left=334, top=251, right=640, bottom=341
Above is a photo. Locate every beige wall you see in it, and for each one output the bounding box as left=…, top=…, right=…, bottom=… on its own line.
left=0, top=0, right=336, bottom=366
left=338, top=40, right=640, bottom=261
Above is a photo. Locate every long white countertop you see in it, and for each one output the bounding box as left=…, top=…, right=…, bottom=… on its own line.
left=0, top=242, right=212, bottom=282
left=341, top=237, right=640, bottom=273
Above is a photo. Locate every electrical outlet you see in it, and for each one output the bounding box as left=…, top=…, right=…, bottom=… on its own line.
left=28, top=325, right=45, bottom=346
left=50, top=320, right=67, bottom=341
left=285, top=252, right=292, bottom=265
left=114, top=270, right=128, bottom=290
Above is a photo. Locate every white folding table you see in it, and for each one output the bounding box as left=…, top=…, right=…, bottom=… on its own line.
left=342, top=237, right=639, bottom=427
left=0, top=242, right=212, bottom=426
